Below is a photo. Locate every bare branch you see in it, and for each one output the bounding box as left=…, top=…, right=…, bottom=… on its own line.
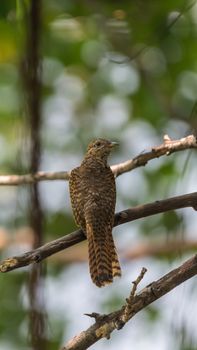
left=1, top=228, right=197, bottom=262
left=0, top=191, right=197, bottom=273
left=62, top=254, right=197, bottom=350
left=0, top=171, right=70, bottom=185
left=111, top=134, right=197, bottom=177
left=0, top=135, right=196, bottom=185
left=2, top=227, right=197, bottom=262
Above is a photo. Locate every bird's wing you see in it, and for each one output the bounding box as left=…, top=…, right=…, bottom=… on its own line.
left=69, top=167, right=86, bottom=230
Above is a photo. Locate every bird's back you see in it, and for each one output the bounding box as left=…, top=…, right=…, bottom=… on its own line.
left=69, top=159, right=116, bottom=231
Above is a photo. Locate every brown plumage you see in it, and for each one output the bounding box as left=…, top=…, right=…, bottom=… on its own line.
left=69, top=138, right=121, bottom=287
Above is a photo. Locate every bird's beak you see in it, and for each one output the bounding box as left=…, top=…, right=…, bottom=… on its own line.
left=109, top=141, right=119, bottom=148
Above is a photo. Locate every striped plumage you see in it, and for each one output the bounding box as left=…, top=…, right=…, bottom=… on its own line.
left=69, top=138, right=121, bottom=287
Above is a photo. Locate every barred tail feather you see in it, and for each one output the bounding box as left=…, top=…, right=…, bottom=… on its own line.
left=87, top=232, right=101, bottom=287
left=107, top=229, right=122, bottom=278
left=86, top=223, right=113, bottom=287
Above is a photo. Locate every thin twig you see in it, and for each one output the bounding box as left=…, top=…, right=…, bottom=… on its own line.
left=0, top=191, right=197, bottom=273
left=0, top=134, right=196, bottom=185
left=62, top=254, right=197, bottom=350
left=120, top=267, right=147, bottom=324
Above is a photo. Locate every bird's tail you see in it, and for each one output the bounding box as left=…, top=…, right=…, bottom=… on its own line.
left=86, top=223, right=121, bottom=287
left=107, top=227, right=122, bottom=279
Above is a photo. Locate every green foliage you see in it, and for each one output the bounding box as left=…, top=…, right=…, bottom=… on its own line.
left=101, top=292, right=123, bottom=312
left=44, top=211, right=75, bottom=239
left=144, top=305, right=160, bottom=322
left=0, top=272, right=27, bottom=348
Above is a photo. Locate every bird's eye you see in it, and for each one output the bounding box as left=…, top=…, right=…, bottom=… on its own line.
left=95, top=142, right=101, bottom=147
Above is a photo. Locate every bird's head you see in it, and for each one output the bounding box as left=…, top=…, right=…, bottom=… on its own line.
left=86, top=138, right=118, bottom=162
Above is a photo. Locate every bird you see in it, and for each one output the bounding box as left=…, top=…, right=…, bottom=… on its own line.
left=69, top=138, right=121, bottom=287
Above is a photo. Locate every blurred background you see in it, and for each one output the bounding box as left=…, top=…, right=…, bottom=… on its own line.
left=0, top=0, right=197, bottom=349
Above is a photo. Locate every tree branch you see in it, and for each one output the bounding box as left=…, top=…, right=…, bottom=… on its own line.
left=61, top=254, right=197, bottom=350
left=0, top=134, right=196, bottom=185
left=1, top=228, right=197, bottom=261
left=0, top=191, right=197, bottom=273
left=112, top=134, right=197, bottom=177
left=0, top=171, right=70, bottom=185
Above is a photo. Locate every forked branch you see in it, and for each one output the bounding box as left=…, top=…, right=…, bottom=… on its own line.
left=62, top=255, right=197, bottom=350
